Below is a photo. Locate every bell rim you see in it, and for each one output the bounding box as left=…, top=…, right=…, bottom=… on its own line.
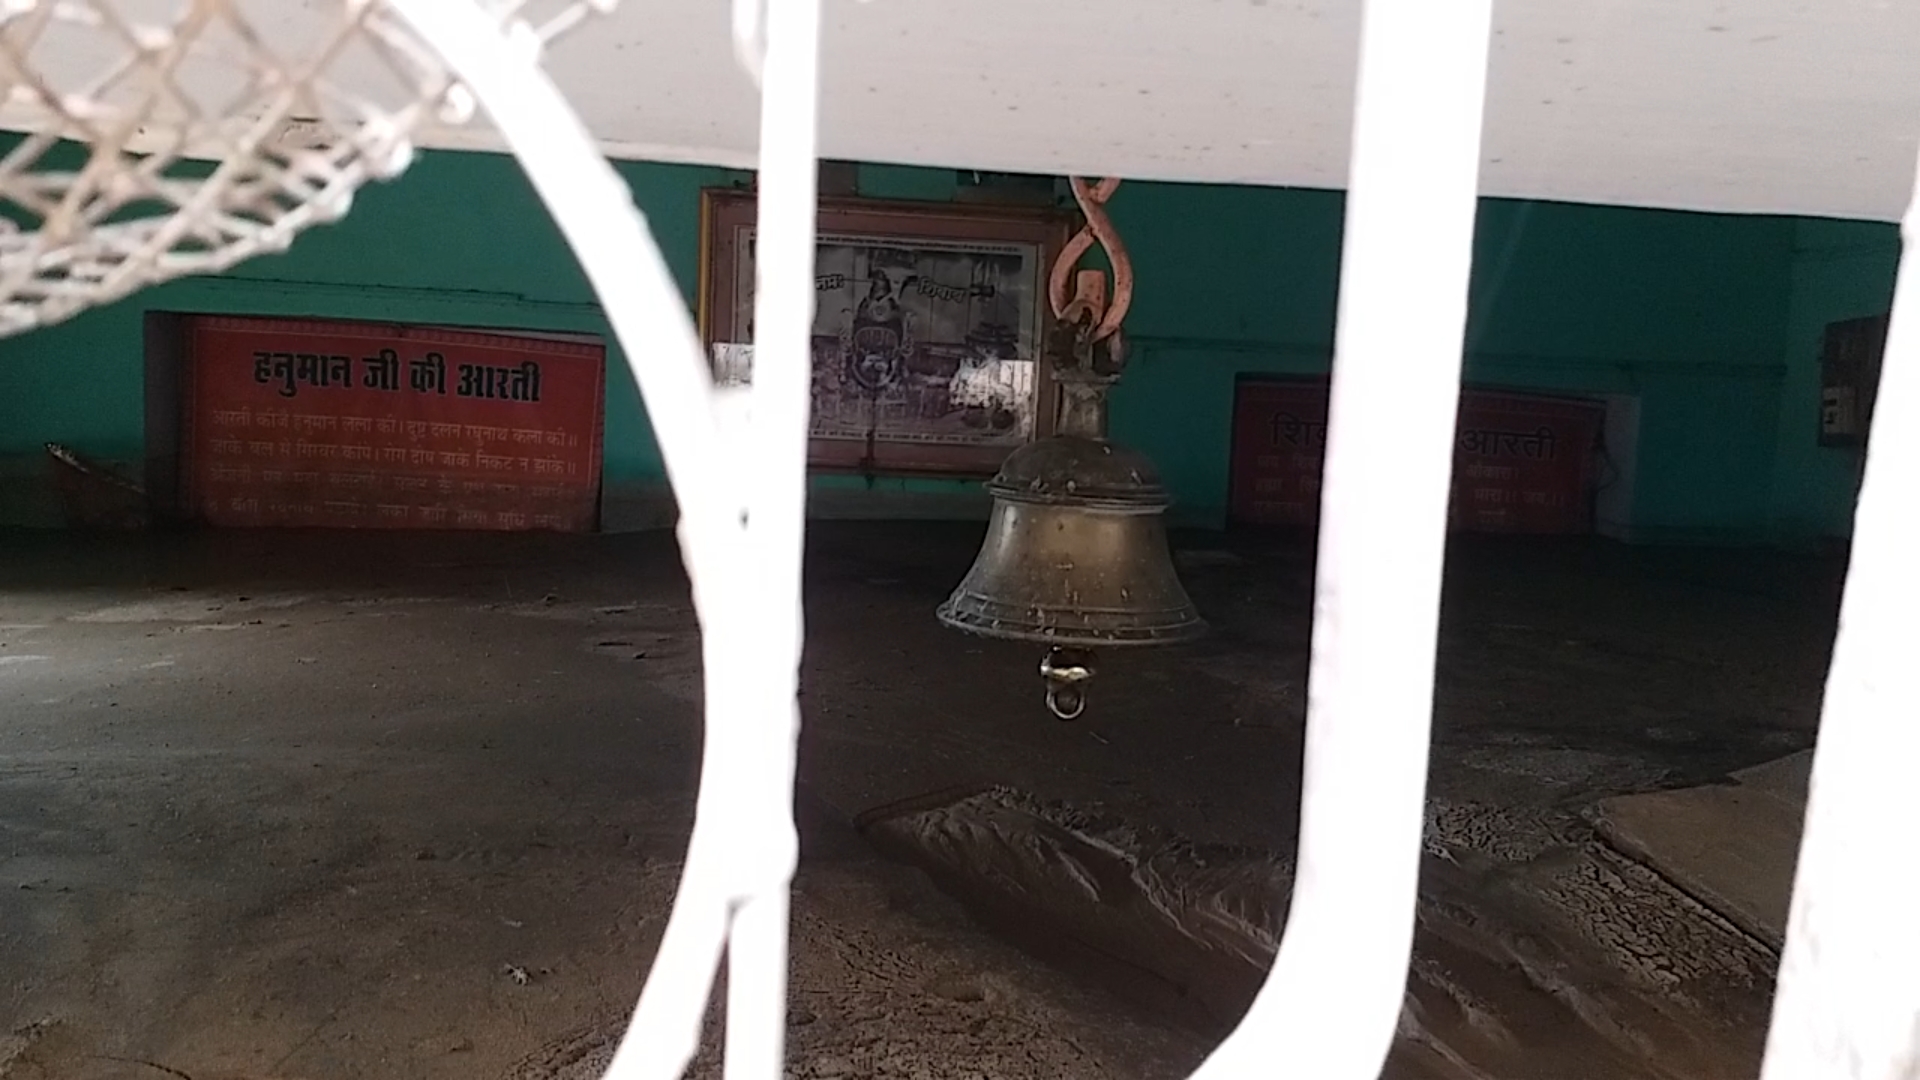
left=936, top=594, right=1208, bottom=647
left=980, top=483, right=1170, bottom=512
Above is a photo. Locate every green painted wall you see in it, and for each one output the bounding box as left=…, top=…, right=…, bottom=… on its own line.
left=1107, top=188, right=1807, bottom=542
left=0, top=150, right=1894, bottom=544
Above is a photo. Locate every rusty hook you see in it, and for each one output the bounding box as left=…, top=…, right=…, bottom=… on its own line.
left=1047, top=176, right=1133, bottom=346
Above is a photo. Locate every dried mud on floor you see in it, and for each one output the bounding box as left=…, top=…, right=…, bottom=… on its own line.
left=0, top=525, right=1840, bottom=1078
left=862, top=785, right=1777, bottom=1080
left=506, top=863, right=1205, bottom=1080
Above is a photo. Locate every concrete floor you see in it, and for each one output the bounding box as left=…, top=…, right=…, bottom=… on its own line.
left=1592, top=750, right=1811, bottom=952
left=0, top=522, right=1843, bottom=1078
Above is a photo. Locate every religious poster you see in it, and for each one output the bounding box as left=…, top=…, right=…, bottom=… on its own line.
left=182, top=316, right=606, bottom=531
left=702, top=191, right=1069, bottom=474
left=1229, top=375, right=1605, bottom=535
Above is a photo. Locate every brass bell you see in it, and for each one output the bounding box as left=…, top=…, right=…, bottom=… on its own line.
left=937, top=430, right=1205, bottom=717
left=940, top=174, right=1202, bottom=717
left=938, top=434, right=1204, bottom=643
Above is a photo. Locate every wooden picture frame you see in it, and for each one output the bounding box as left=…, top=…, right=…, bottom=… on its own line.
left=698, top=189, right=1071, bottom=476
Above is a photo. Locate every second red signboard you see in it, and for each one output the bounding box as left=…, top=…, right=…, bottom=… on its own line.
left=1228, top=376, right=1605, bottom=535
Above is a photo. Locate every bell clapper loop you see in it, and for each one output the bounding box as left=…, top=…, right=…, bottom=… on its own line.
left=1040, top=646, right=1096, bottom=721
left=1046, top=685, right=1086, bottom=721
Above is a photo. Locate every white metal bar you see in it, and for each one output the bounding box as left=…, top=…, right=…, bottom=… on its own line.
left=379, top=4, right=728, bottom=550
left=722, top=0, right=821, bottom=1071
left=381, top=4, right=791, bottom=1078
left=1191, top=0, right=1491, bottom=1076
left=1757, top=142, right=1920, bottom=1080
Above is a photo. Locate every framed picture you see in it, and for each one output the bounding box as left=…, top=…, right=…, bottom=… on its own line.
left=699, top=189, right=1071, bottom=475
left=1819, top=313, right=1889, bottom=448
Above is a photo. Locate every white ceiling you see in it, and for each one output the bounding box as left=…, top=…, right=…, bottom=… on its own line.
left=8, top=0, right=1920, bottom=222
left=459, top=0, right=1917, bottom=222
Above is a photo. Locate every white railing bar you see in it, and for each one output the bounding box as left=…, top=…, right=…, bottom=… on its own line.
left=382, top=2, right=729, bottom=558
left=721, top=0, right=820, bottom=1071
left=1757, top=142, right=1920, bottom=1080
left=1190, top=0, right=1492, bottom=1075
left=381, top=3, right=800, bottom=1077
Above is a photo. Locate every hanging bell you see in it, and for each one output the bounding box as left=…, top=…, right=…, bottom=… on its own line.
left=938, top=393, right=1206, bottom=721
left=939, top=175, right=1202, bottom=717
left=937, top=433, right=1206, bottom=649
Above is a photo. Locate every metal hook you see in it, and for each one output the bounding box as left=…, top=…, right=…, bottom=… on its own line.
left=1046, top=177, right=1133, bottom=348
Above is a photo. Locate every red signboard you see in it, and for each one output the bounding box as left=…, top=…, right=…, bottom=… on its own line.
left=183, top=316, right=606, bottom=532
left=1453, top=389, right=1606, bottom=533
left=1228, top=377, right=1605, bottom=535
left=1229, top=379, right=1331, bottom=529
